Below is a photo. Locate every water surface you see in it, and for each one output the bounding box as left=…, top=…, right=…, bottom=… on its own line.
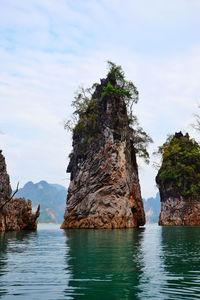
left=0, top=224, right=200, bottom=299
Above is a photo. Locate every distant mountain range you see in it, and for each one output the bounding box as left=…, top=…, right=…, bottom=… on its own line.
left=16, top=181, right=67, bottom=224
left=143, top=193, right=161, bottom=224
left=15, top=180, right=161, bottom=224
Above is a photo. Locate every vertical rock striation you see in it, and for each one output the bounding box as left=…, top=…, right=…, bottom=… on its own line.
left=0, top=150, right=40, bottom=231
left=61, top=77, right=145, bottom=229
left=156, top=132, right=200, bottom=225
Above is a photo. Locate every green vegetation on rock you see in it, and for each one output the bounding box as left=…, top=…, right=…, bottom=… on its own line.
left=65, top=61, right=152, bottom=163
left=65, top=84, right=100, bottom=150
left=156, top=132, right=200, bottom=198
left=102, top=61, right=139, bottom=108
left=101, top=81, right=131, bottom=99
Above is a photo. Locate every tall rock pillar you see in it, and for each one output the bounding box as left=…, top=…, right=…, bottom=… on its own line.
left=61, top=77, right=145, bottom=229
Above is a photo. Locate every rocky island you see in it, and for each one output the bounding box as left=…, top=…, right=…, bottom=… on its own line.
left=156, top=132, right=200, bottom=225
left=0, top=150, right=40, bottom=231
left=61, top=62, right=152, bottom=229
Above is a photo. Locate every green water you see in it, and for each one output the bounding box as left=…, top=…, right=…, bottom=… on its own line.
left=0, top=224, right=200, bottom=299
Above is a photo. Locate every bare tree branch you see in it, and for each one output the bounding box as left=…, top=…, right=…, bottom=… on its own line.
left=0, top=182, right=19, bottom=211
left=192, top=105, right=200, bottom=132
left=34, top=204, right=40, bottom=220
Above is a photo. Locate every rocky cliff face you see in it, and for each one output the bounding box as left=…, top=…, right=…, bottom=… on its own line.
left=156, top=132, right=200, bottom=225
left=158, top=196, right=200, bottom=226
left=0, top=150, right=39, bottom=231
left=61, top=78, right=145, bottom=229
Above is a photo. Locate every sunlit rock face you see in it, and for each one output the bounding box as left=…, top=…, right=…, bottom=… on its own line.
left=0, top=150, right=39, bottom=231
left=61, top=79, right=145, bottom=229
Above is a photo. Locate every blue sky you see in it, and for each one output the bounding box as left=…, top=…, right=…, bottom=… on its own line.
left=1, top=0, right=200, bottom=198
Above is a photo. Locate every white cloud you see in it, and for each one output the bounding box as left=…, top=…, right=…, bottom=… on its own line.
left=1, top=0, right=200, bottom=198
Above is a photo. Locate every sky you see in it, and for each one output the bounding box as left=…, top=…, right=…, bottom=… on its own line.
left=1, top=0, right=200, bottom=198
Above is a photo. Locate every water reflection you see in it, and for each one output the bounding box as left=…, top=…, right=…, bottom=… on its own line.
left=0, top=232, right=8, bottom=297
left=0, top=230, right=36, bottom=299
left=0, top=225, right=70, bottom=300
left=161, top=227, right=200, bottom=300
left=136, top=225, right=168, bottom=299
left=64, top=225, right=200, bottom=300
left=1, top=225, right=200, bottom=299
left=64, top=228, right=145, bottom=300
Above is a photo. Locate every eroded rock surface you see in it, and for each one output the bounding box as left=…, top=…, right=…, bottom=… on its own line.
left=0, top=150, right=39, bottom=231
left=159, top=196, right=200, bottom=226
left=61, top=78, right=145, bottom=229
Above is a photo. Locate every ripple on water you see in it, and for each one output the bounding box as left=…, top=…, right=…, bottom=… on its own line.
left=0, top=224, right=200, bottom=299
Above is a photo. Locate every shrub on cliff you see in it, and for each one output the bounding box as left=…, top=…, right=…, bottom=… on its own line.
left=65, top=61, right=152, bottom=163
left=156, top=132, right=200, bottom=198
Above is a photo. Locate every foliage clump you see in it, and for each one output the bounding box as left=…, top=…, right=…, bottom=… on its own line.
left=65, top=61, right=152, bottom=162
left=156, top=132, right=200, bottom=198
left=102, top=61, right=139, bottom=120
left=65, top=85, right=100, bottom=149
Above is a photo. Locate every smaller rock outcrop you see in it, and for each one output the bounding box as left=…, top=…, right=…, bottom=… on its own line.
left=0, top=150, right=40, bottom=231
left=156, top=132, right=200, bottom=225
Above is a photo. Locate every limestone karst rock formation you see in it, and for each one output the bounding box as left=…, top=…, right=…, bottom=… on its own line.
left=156, top=132, right=200, bottom=225
left=61, top=64, right=147, bottom=229
left=0, top=150, right=40, bottom=231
